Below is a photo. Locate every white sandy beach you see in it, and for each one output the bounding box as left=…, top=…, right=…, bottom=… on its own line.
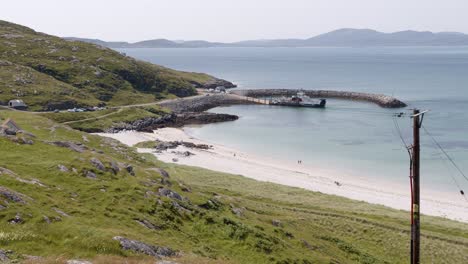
left=97, top=128, right=468, bottom=223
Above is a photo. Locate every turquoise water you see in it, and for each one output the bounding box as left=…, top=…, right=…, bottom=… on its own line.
left=119, top=47, right=468, bottom=196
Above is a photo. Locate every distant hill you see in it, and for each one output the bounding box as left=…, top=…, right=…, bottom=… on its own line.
left=301, top=28, right=468, bottom=46
left=68, top=28, right=468, bottom=48
left=64, top=37, right=224, bottom=48
left=0, top=20, right=234, bottom=111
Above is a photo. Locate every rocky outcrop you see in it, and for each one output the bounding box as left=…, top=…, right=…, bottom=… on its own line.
left=231, top=89, right=407, bottom=108
left=200, top=78, right=237, bottom=89
left=125, top=164, right=135, bottom=176
left=49, top=141, right=87, bottom=153
left=158, top=188, right=183, bottom=201
left=107, top=112, right=238, bottom=133
left=158, top=94, right=249, bottom=113
left=135, top=219, right=162, bottom=230
left=85, top=171, right=97, bottom=179
left=109, top=161, right=120, bottom=175
left=0, top=249, right=12, bottom=262
left=231, top=207, right=245, bottom=217
left=106, top=114, right=175, bottom=132
left=57, top=164, right=69, bottom=172
left=0, top=129, right=35, bottom=145
left=0, top=186, right=29, bottom=204
left=90, top=158, right=105, bottom=171
left=154, top=140, right=211, bottom=151
left=154, top=168, right=170, bottom=178
left=272, top=219, right=282, bottom=227
left=113, top=236, right=177, bottom=258
left=170, top=112, right=238, bottom=128
left=44, top=100, right=80, bottom=111
left=9, top=213, right=23, bottom=224
left=0, top=167, right=45, bottom=187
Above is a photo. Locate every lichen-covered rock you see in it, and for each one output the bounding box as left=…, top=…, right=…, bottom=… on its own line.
left=3, top=128, right=16, bottom=136
left=9, top=213, right=23, bottom=224
left=109, top=161, right=120, bottom=175
left=155, top=168, right=170, bottom=178
left=85, top=171, right=97, bottom=179
left=199, top=199, right=223, bottom=210
left=0, top=249, right=11, bottom=262
left=135, top=219, right=162, bottom=230
left=57, top=164, right=69, bottom=172
left=0, top=186, right=27, bottom=203
left=171, top=201, right=192, bottom=214
left=90, top=158, right=105, bottom=171
left=49, top=141, right=87, bottom=153
left=158, top=188, right=183, bottom=201
left=52, top=207, right=70, bottom=217
left=125, top=164, right=135, bottom=176
left=113, top=236, right=177, bottom=258
left=43, top=215, right=51, bottom=224
left=231, top=207, right=245, bottom=217
left=272, top=219, right=282, bottom=227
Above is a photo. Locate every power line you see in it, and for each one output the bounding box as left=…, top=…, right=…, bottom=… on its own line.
left=422, top=125, right=468, bottom=183
left=434, top=152, right=468, bottom=202
left=393, top=116, right=412, bottom=158
left=422, top=125, right=468, bottom=200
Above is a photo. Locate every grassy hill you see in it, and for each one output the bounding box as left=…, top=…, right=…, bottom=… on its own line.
left=0, top=111, right=467, bottom=263
left=0, top=20, right=224, bottom=111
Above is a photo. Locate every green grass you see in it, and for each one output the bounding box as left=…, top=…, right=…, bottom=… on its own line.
left=134, top=140, right=160, bottom=148
left=0, top=20, right=221, bottom=111
left=42, top=105, right=171, bottom=132
left=0, top=110, right=467, bottom=264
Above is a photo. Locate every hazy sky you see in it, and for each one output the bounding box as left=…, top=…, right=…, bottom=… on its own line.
left=1, top=0, right=467, bottom=42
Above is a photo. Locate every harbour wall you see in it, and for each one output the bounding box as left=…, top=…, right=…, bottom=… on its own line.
left=230, top=89, right=407, bottom=108
left=158, top=89, right=407, bottom=114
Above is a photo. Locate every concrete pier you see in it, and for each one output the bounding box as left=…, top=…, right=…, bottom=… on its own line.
left=230, top=89, right=407, bottom=108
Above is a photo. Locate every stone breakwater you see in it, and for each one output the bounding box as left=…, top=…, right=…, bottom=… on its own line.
left=231, top=89, right=407, bottom=108
left=158, top=94, right=252, bottom=113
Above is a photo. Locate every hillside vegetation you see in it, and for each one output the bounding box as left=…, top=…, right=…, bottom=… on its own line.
left=0, top=20, right=222, bottom=111
left=42, top=104, right=170, bottom=132
left=0, top=111, right=467, bottom=263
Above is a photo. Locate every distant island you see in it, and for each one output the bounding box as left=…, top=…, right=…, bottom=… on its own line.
left=66, top=28, right=468, bottom=48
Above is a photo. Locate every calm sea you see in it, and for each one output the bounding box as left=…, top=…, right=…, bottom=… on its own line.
left=119, top=47, right=468, bottom=196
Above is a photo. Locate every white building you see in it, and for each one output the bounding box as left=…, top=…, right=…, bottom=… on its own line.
left=8, top=99, right=28, bottom=110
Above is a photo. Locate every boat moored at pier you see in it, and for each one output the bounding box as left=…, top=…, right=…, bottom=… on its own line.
left=270, top=91, right=326, bottom=108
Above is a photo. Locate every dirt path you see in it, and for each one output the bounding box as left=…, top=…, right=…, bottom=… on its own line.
left=62, top=108, right=124, bottom=125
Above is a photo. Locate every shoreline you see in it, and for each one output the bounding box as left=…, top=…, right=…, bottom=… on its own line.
left=97, top=128, right=468, bottom=223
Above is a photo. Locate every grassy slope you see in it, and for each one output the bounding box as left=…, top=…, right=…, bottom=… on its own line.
left=0, top=111, right=467, bottom=264
left=42, top=105, right=171, bottom=132
left=0, top=20, right=215, bottom=111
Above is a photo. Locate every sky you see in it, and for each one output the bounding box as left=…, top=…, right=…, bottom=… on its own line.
left=1, top=0, right=468, bottom=42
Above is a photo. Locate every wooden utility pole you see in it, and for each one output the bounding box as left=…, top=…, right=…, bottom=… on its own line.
left=411, top=109, right=422, bottom=264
